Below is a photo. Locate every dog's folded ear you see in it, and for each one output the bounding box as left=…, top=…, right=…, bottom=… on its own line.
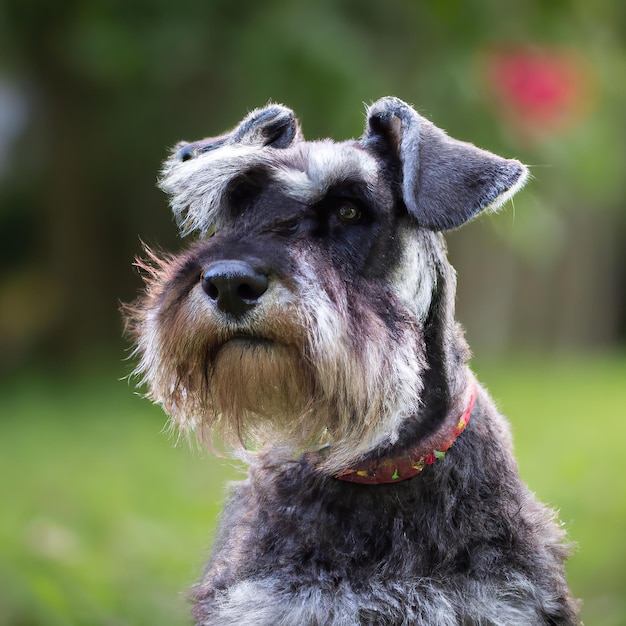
left=362, top=97, right=528, bottom=231
left=174, top=104, right=302, bottom=161
left=231, top=104, right=303, bottom=148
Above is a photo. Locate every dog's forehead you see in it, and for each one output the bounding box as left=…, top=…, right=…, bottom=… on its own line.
left=271, top=140, right=380, bottom=203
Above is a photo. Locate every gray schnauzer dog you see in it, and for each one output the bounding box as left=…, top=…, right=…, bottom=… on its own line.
left=127, top=97, right=579, bottom=625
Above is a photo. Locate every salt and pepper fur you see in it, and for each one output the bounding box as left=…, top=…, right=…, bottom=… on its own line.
left=126, top=97, right=579, bottom=624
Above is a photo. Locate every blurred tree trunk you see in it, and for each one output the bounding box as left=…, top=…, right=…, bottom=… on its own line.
left=449, top=209, right=621, bottom=355
left=41, top=74, right=114, bottom=357
left=7, top=5, right=116, bottom=362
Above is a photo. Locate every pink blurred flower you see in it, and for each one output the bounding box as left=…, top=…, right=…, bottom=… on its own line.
left=483, top=46, right=594, bottom=138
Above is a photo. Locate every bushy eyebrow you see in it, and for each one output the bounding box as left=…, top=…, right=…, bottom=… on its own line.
left=271, top=171, right=378, bottom=207
left=310, top=179, right=377, bottom=214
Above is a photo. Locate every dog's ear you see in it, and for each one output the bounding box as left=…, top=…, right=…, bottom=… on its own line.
left=174, top=104, right=302, bottom=161
left=231, top=104, right=303, bottom=148
left=362, top=97, right=528, bottom=231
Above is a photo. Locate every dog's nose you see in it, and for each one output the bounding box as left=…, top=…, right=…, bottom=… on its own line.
left=201, top=261, right=269, bottom=316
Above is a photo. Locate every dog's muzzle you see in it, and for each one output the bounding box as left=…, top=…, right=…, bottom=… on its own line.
left=201, top=260, right=269, bottom=316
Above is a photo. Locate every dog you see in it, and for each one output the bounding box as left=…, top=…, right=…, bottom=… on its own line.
left=126, top=97, right=580, bottom=625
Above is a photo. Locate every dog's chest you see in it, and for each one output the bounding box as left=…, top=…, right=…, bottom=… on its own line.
left=200, top=555, right=542, bottom=626
left=194, top=461, right=546, bottom=625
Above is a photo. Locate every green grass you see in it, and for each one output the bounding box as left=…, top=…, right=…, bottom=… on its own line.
left=1, top=354, right=625, bottom=625
left=0, top=367, right=242, bottom=626
left=474, top=355, right=626, bottom=626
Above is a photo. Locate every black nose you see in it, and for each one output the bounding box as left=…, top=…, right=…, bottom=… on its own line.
left=201, top=261, right=269, bottom=316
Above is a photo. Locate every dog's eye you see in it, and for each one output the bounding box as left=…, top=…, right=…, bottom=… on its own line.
left=336, top=203, right=362, bottom=224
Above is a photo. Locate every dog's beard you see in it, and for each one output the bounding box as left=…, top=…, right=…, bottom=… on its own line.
left=200, top=329, right=424, bottom=473
left=189, top=284, right=426, bottom=474
left=138, top=320, right=425, bottom=475
left=207, top=339, right=317, bottom=448
left=132, top=256, right=427, bottom=474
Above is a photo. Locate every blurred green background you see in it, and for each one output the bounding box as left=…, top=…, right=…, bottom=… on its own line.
left=1, top=1, right=625, bottom=625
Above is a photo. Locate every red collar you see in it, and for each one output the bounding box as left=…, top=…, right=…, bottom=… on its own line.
left=335, top=383, right=477, bottom=485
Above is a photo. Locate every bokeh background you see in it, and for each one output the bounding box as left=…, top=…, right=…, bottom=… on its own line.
left=1, top=1, right=625, bottom=624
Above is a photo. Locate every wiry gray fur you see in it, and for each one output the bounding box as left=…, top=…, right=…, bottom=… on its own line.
left=127, top=97, right=579, bottom=625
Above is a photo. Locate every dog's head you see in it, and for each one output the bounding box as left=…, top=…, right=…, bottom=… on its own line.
left=127, top=98, right=527, bottom=472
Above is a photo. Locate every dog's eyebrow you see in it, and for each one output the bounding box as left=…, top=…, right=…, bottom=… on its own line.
left=272, top=171, right=375, bottom=205
left=271, top=143, right=379, bottom=205
left=319, top=179, right=377, bottom=208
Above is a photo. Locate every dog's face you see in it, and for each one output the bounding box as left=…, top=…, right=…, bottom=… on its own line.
left=128, top=98, right=527, bottom=472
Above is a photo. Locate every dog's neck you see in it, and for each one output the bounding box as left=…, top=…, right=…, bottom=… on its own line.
left=333, top=382, right=477, bottom=485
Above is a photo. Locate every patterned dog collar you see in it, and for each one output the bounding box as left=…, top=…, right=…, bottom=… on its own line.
left=335, top=383, right=477, bottom=485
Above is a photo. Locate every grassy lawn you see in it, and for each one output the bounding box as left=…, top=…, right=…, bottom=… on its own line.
left=1, top=354, right=625, bottom=625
